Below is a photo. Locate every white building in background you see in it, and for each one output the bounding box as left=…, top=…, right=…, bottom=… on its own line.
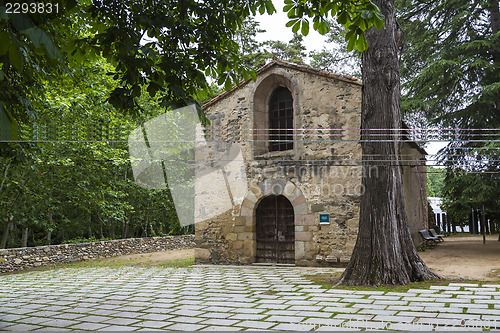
left=428, top=197, right=447, bottom=231
left=429, top=197, right=445, bottom=215
left=428, top=196, right=469, bottom=232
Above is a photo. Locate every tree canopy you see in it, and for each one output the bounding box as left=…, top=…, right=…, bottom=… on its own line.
left=398, top=0, right=500, bottom=232
left=427, top=166, right=445, bottom=197
left=0, top=0, right=387, bottom=249
left=398, top=0, right=500, bottom=172
left=1, top=0, right=386, bottom=141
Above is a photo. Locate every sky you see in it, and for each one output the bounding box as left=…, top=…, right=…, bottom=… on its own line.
left=255, top=3, right=448, bottom=167
left=255, top=2, right=328, bottom=53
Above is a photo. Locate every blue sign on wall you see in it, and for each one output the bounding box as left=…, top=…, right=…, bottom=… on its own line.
left=319, top=214, right=330, bottom=224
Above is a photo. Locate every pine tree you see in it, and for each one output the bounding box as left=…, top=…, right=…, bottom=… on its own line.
left=234, top=17, right=269, bottom=70
left=398, top=0, right=500, bottom=172
left=309, top=21, right=361, bottom=76
left=262, top=33, right=308, bottom=64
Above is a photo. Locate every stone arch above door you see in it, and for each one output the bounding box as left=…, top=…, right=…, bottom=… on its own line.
left=239, top=180, right=307, bottom=217
left=251, top=69, right=301, bottom=156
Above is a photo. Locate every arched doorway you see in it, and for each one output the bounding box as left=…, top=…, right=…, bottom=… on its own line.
left=256, top=195, right=295, bottom=264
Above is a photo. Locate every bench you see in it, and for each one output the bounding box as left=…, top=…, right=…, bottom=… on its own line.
left=419, top=229, right=439, bottom=246
left=429, top=228, right=445, bottom=242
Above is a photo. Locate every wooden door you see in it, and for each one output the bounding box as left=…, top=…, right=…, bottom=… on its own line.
left=256, top=195, right=295, bottom=264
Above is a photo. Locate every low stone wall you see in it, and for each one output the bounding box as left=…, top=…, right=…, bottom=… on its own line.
left=0, top=235, right=195, bottom=274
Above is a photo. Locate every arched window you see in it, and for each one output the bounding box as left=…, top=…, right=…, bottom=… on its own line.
left=269, top=87, right=293, bottom=151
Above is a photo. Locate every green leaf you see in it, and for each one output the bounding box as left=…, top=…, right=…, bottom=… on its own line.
left=338, top=12, right=349, bottom=25
left=23, top=27, right=43, bottom=48
left=40, top=33, right=61, bottom=61
left=286, top=19, right=297, bottom=27
left=65, top=0, right=78, bottom=11
left=0, top=103, right=18, bottom=140
left=242, top=70, right=249, bottom=81
left=0, top=32, right=10, bottom=55
left=292, top=21, right=300, bottom=33
left=317, top=21, right=329, bottom=35
left=283, top=4, right=292, bottom=12
left=356, top=33, right=368, bottom=52
left=375, top=12, right=385, bottom=21
left=361, top=10, right=374, bottom=20
left=265, top=1, right=275, bottom=14
left=131, top=84, right=141, bottom=98
left=250, top=71, right=257, bottom=81
left=8, top=43, right=23, bottom=71
left=347, top=36, right=356, bottom=52
left=0, top=6, right=7, bottom=20
left=345, top=29, right=355, bottom=42
left=301, top=21, right=309, bottom=36
left=223, top=78, right=232, bottom=91
left=374, top=13, right=385, bottom=29
left=0, top=69, right=4, bottom=81
left=10, top=13, right=34, bottom=32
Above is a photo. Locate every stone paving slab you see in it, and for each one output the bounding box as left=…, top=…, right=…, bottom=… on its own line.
left=1, top=265, right=500, bottom=331
left=100, top=325, right=140, bottom=331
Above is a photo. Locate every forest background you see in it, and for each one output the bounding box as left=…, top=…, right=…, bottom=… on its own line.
left=1, top=0, right=498, bottom=248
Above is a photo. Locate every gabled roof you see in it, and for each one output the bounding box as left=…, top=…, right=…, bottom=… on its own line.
left=202, top=59, right=361, bottom=109
left=201, top=59, right=427, bottom=156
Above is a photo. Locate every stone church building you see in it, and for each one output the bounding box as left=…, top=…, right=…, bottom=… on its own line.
left=194, top=60, right=428, bottom=266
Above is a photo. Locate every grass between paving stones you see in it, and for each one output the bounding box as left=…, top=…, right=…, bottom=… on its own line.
left=304, top=273, right=485, bottom=292
left=487, top=268, right=500, bottom=279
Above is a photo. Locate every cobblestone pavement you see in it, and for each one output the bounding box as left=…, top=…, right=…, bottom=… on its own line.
left=1, top=265, right=500, bottom=331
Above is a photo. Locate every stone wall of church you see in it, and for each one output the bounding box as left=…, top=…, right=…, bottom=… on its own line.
left=195, top=64, right=427, bottom=267
left=402, top=143, right=429, bottom=246
left=195, top=65, right=366, bottom=266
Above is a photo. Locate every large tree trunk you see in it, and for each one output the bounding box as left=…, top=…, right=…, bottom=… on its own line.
left=339, top=0, right=439, bottom=286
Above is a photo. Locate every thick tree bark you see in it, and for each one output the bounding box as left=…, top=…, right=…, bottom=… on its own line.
left=339, top=0, right=439, bottom=286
